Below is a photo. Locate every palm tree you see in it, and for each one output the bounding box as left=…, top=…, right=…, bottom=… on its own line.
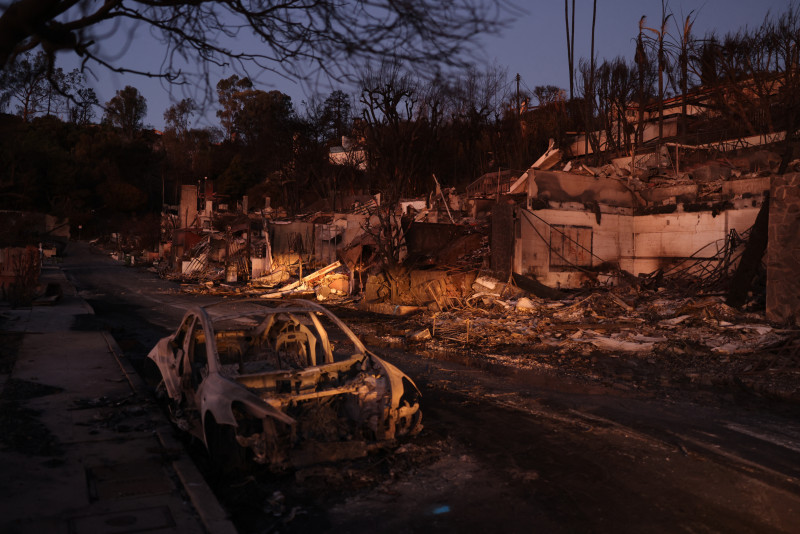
left=564, top=0, right=576, bottom=101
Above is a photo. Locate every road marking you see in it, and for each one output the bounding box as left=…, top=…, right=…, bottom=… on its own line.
left=724, top=423, right=800, bottom=455
left=671, top=431, right=800, bottom=490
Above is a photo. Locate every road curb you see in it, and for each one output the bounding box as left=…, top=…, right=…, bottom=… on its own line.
left=97, top=308, right=238, bottom=534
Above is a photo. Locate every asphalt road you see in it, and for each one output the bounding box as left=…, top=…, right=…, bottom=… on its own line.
left=63, top=242, right=800, bottom=533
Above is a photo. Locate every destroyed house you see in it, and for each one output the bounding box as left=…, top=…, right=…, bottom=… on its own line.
left=569, top=76, right=785, bottom=158
left=510, top=169, right=768, bottom=289
left=0, top=211, right=67, bottom=301
left=268, top=212, right=375, bottom=271
left=328, top=136, right=366, bottom=170
left=466, top=169, right=523, bottom=199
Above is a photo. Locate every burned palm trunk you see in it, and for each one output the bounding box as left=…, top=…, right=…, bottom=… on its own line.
left=727, top=196, right=769, bottom=308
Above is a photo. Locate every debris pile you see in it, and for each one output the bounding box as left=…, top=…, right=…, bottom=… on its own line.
left=79, top=126, right=799, bottom=407
left=339, top=282, right=799, bottom=402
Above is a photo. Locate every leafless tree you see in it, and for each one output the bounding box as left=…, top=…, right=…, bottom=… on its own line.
left=1, top=50, right=94, bottom=121
left=446, top=65, right=508, bottom=171
left=631, top=18, right=657, bottom=161
left=697, top=6, right=800, bottom=170
left=607, top=59, right=638, bottom=155
left=578, top=59, right=603, bottom=157
left=359, top=62, right=426, bottom=208
left=590, top=58, right=638, bottom=157
left=68, top=84, right=98, bottom=125
left=525, top=85, right=569, bottom=151
left=449, top=65, right=507, bottom=126
left=357, top=61, right=451, bottom=298
left=532, top=85, right=565, bottom=108
left=0, top=0, right=510, bottom=103
left=301, top=91, right=363, bottom=211
left=640, top=1, right=674, bottom=150
left=671, top=12, right=697, bottom=141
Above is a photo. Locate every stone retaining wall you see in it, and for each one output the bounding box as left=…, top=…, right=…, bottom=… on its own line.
left=767, top=173, right=800, bottom=325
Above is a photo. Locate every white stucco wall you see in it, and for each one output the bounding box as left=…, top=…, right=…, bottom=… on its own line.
left=629, top=208, right=760, bottom=274
left=515, top=206, right=760, bottom=288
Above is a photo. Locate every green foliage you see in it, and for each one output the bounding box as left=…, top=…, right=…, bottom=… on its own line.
left=217, top=154, right=255, bottom=198
left=0, top=51, right=49, bottom=120
left=216, top=75, right=253, bottom=140
left=212, top=77, right=303, bottom=204
left=0, top=114, right=78, bottom=214
left=97, top=179, right=147, bottom=212
left=314, top=90, right=353, bottom=144
left=0, top=101, right=162, bottom=222
left=0, top=51, right=95, bottom=123
left=163, top=98, right=196, bottom=134
left=103, top=86, right=147, bottom=139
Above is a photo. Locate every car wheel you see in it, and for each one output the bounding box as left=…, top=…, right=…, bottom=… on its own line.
left=141, top=357, right=164, bottom=388
left=204, top=414, right=249, bottom=478
left=153, top=378, right=167, bottom=401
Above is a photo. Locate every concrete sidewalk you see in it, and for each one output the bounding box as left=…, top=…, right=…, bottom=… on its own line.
left=0, top=266, right=236, bottom=534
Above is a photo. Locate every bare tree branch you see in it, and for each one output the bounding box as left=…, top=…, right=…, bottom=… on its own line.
left=1, top=0, right=512, bottom=92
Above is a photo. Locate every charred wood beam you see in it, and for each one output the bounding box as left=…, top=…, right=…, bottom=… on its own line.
left=512, top=272, right=567, bottom=301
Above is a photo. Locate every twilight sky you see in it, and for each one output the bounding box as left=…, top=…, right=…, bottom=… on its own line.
left=53, top=0, right=796, bottom=130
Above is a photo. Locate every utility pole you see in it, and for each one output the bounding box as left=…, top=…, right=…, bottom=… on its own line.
left=515, top=73, right=521, bottom=115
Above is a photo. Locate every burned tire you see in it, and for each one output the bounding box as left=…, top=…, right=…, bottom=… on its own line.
left=140, top=357, right=164, bottom=389
left=153, top=379, right=168, bottom=401
left=204, top=415, right=249, bottom=478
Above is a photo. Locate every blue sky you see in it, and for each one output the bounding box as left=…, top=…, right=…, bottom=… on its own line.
left=54, top=0, right=796, bottom=130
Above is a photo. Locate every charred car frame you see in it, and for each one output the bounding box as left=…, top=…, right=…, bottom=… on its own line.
left=147, top=299, right=422, bottom=470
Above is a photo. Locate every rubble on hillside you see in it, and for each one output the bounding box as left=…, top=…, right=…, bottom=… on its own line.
left=81, top=130, right=800, bottom=405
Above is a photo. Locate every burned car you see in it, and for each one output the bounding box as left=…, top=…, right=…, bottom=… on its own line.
left=147, top=299, right=421, bottom=470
